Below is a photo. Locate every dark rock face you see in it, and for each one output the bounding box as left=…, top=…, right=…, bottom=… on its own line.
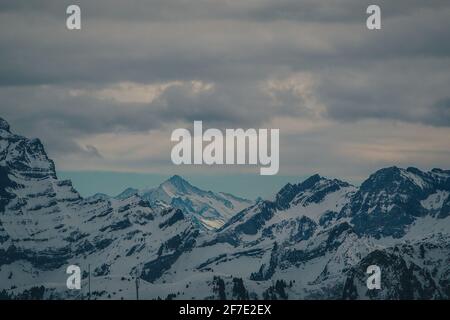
left=439, top=196, right=450, bottom=218
left=343, top=245, right=446, bottom=300
left=159, top=209, right=185, bottom=229
left=0, top=118, right=10, bottom=132
left=235, top=201, right=276, bottom=236
left=283, top=222, right=355, bottom=266
left=141, top=228, right=199, bottom=283
left=0, top=245, right=69, bottom=270
left=348, top=166, right=450, bottom=238
left=291, top=216, right=317, bottom=242
left=0, top=166, right=17, bottom=213
left=250, top=242, right=279, bottom=281
left=275, top=174, right=351, bottom=210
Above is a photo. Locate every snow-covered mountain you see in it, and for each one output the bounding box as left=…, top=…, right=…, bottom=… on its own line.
left=115, top=175, right=253, bottom=230
left=0, top=117, right=449, bottom=300
left=0, top=118, right=199, bottom=299
left=154, top=168, right=449, bottom=300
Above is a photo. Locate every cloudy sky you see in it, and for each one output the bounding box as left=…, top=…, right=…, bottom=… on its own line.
left=1, top=0, right=450, bottom=198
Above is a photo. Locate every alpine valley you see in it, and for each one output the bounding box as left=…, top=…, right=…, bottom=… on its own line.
left=0, top=117, right=449, bottom=300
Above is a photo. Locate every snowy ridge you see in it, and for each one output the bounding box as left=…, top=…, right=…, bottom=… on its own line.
left=0, top=117, right=449, bottom=300
left=115, top=175, right=253, bottom=230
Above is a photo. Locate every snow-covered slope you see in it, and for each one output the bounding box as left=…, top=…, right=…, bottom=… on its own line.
left=116, top=175, right=253, bottom=230
left=0, top=117, right=449, bottom=300
left=0, top=118, right=200, bottom=299
left=158, top=168, right=449, bottom=300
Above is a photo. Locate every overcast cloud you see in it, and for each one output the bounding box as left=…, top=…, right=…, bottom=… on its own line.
left=1, top=0, right=450, bottom=181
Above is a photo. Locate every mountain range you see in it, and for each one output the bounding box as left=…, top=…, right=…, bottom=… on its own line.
left=114, top=175, right=252, bottom=230
left=0, top=117, right=449, bottom=300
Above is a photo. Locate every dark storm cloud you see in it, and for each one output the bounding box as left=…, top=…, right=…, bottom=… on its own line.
left=2, top=0, right=449, bottom=22
left=1, top=0, right=449, bottom=86
left=1, top=0, right=450, bottom=160
left=0, top=81, right=283, bottom=155
left=427, top=98, right=450, bottom=127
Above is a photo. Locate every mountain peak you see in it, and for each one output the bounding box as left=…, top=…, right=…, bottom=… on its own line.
left=165, top=174, right=193, bottom=191
left=0, top=117, right=56, bottom=179
left=115, top=187, right=139, bottom=200
left=301, top=174, right=323, bottom=187
left=0, top=117, right=11, bottom=132
left=431, top=168, right=450, bottom=175
left=361, top=166, right=432, bottom=192
left=362, top=166, right=401, bottom=185
left=406, top=166, right=422, bottom=174
left=274, top=174, right=352, bottom=210
left=168, top=174, right=187, bottom=183
left=136, top=174, right=253, bottom=230
left=299, top=174, right=351, bottom=190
